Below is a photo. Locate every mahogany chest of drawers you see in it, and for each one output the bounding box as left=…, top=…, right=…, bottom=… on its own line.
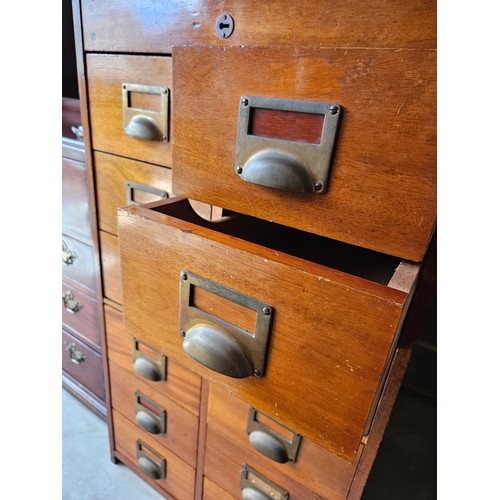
left=69, top=1, right=436, bottom=497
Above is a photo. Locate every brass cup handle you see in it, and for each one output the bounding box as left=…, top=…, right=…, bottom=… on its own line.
left=241, top=489, right=271, bottom=500
left=62, top=291, right=83, bottom=314
left=133, top=357, right=162, bottom=381
left=64, top=342, right=86, bottom=365
left=248, top=431, right=289, bottom=464
left=137, top=455, right=162, bottom=480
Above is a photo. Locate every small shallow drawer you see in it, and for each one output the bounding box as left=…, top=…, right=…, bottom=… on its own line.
left=118, top=198, right=419, bottom=462
left=99, top=231, right=122, bottom=305
left=80, top=0, right=435, bottom=53
left=109, top=358, right=199, bottom=467
left=105, top=305, right=201, bottom=416
left=62, top=155, right=92, bottom=244
left=206, top=384, right=359, bottom=499
left=113, top=410, right=196, bottom=498
left=172, top=46, right=436, bottom=262
left=87, top=54, right=172, bottom=167
left=94, top=151, right=172, bottom=236
left=62, top=234, right=96, bottom=294
left=62, top=329, right=104, bottom=400
left=62, top=282, right=100, bottom=349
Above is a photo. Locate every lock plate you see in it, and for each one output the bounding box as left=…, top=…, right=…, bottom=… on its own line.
left=235, top=96, right=342, bottom=193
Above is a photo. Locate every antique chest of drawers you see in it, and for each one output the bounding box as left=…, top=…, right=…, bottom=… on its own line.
left=70, top=0, right=436, bottom=497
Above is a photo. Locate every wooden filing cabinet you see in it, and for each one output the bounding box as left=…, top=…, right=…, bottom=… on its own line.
left=62, top=97, right=106, bottom=418
left=70, top=1, right=436, bottom=498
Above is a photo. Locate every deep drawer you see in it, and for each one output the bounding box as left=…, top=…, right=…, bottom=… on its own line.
left=62, top=234, right=96, bottom=294
left=109, top=358, right=199, bottom=467
left=206, top=384, right=359, bottom=499
left=112, top=410, right=196, bottom=499
left=87, top=54, right=172, bottom=167
left=104, top=305, right=202, bottom=416
left=172, top=46, right=436, bottom=262
left=80, top=0, right=435, bottom=54
left=62, top=329, right=104, bottom=400
left=94, top=151, right=173, bottom=236
left=118, top=197, right=419, bottom=462
left=62, top=281, right=100, bottom=349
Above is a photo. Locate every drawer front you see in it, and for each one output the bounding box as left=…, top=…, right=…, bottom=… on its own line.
left=62, top=156, right=92, bottom=244
left=62, top=234, right=96, bottom=294
left=118, top=199, right=410, bottom=462
left=94, top=151, right=173, bottom=236
left=172, top=46, right=436, bottom=262
left=62, top=282, right=101, bottom=349
left=203, top=477, right=235, bottom=500
left=62, top=329, right=104, bottom=400
left=109, top=359, right=199, bottom=467
left=87, top=54, right=172, bottom=167
left=112, top=410, right=196, bottom=499
left=100, top=231, right=122, bottom=305
left=205, top=429, right=320, bottom=500
left=81, top=0, right=435, bottom=53
left=104, top=305, right=202, bottom=415
left=207, top=384, right=358, bottom=499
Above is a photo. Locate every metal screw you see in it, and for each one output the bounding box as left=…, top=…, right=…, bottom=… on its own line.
left=162, top=136, right=167, bottom=141
left=254, top=369, right=262, bottom=377
left=163, top=88, right=168, bottom=94
left=180, top=330, right=186, bottom=338
left=122, top=84, right=127, bottom=89
left=180, top=271, right=188, bottom=280
left=314, top=182, right=323, bottom=191
left=329, top=105, right=339, bottom=115
left=262, top=306, right=271, bottom=315
left=236, top=166, right=243, bottom=174
left=241, top=97, right=249, bottom=106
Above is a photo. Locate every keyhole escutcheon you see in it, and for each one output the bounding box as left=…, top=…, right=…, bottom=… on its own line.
left=216, top=13, right=234, bottom=39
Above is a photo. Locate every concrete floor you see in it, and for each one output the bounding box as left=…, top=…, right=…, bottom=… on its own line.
left=62, top=297, right=436, bottom=499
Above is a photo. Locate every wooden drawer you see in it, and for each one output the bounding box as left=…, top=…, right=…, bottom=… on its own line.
left=87, top=54, right=172, bottom=167
left=62, top=281, right=101, bottom=349
left=104, top=304, right=202, bottom=416
left=80, top=0, right=435, bottom=54
left=109, top=358, right=199, bottom=467
left=203, top=477, right=234, bottom=500
left=172, top=46, right=436, bottom=262
left=112, top=410, right=196, bottom=499
left=94, top=151, right=173, bottom=236
left=62, top=155, right=92, bottom=244
left=62, top=234, right=96, bottom=294
left=100, top=230, right=122, bottom=305
left=118, top=198, right=419, bottom=462
left=206, top=384, right=359, bottom=499
left=62, top=329, right=104, bottom=400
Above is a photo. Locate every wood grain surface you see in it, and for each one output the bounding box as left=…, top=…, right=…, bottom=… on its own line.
left=203, top=476, right=235, bottom=500
left=112, top=410, right=196, bottom=498
left=109, top=359, right=199, bottom=466
left=87, top=54, right=172, bottom=166
left=94, top=151, right=173, bottom=235
left=172, top=46, right=436, bottom=262
left=118, top=200, right=410, bottom=462
left=207, top=384, right=360, bottom=499
left=81, top=0, right=436, bottom=53
left=104, top=304, right=202, bottom=415
left=99, top=230, right=122, bottom=304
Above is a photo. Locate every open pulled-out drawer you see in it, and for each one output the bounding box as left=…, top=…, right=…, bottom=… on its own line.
left=117, top=197, right=421, bottom=463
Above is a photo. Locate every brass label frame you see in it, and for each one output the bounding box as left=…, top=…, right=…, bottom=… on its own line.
left=134, top=391, right=167, bottom=435
left=240, top=464, right=289, bottom=500
left=136, top=439, right=167, bottom=480
left=125, top=180, right=169, bottom=206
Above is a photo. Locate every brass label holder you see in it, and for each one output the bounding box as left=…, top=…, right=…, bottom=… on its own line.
left=122, top=83, right=169, bottom=142
left=136, top=439, right=167, bottom=480
left=235, top=96, right=342, bottom=193
left=179, top=271, right=273, bottom=379
left=134, top=391, right=167, bottom=435
left=246, top=408, right=302, bottom=464
left=125, top=180, right=169, bottom=206
left=132, top=338, right=167, bottom=382
left=240, top=464, right=289, bottom=500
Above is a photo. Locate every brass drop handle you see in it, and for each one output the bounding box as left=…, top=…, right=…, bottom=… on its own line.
left=65, top=342, right=86, bottom=365
left=62, top=290, right=83, bottom=314
left=62, top=240, right=77, bottom=265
